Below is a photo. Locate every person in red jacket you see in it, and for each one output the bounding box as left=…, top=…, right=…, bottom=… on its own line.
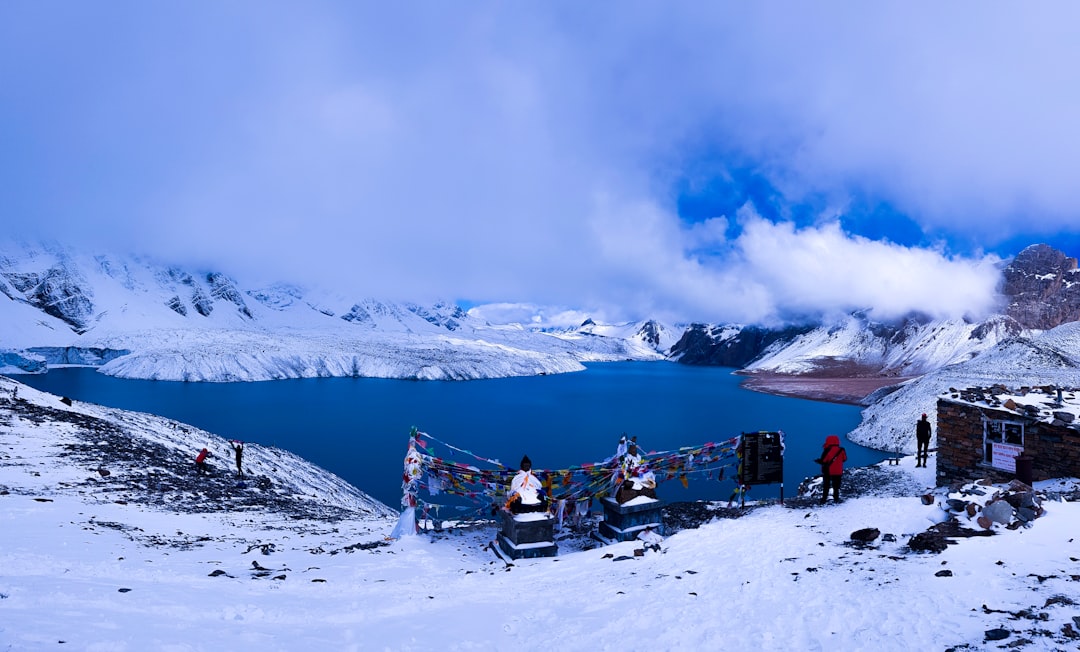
left=815, top=434, right=847, bottom=504
left=195, top=446, right=212, bottom=476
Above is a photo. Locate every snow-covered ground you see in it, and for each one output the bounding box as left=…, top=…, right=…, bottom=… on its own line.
left=3, top=375, right=1079, bottom=651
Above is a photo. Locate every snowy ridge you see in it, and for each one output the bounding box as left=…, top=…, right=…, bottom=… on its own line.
left=744, top=313, right=1019, bottom=377
left=848, top=321, right=1080, bottom=454
left=0, top=241, right=665, bottom=381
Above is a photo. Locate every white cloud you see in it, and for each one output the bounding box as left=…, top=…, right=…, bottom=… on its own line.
left=0, top=2, right=1069, bottom=325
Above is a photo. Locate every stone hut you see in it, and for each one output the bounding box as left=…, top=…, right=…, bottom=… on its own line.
left=936, top=385, right=1080, bottom=487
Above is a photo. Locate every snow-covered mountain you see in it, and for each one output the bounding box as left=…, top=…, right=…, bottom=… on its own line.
left=0, top=241, right=665, bottom=381
left=670, top=244, right=1080, bottom=380
left=5, top=239, right=1080, bottom=403
left=848, top=321, right=1080, bottom=454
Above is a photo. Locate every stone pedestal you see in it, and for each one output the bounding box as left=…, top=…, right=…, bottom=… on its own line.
left=497, top=510, right=558, bottom=559
left=595, top=497, right=664, bottom=543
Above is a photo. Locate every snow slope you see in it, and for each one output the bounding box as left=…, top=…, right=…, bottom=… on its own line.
left=3, top=375, right=1080, bottom=651
left=744, top=313, right=1019, bottom=377
left=849, top=321, right=1080, bottom=454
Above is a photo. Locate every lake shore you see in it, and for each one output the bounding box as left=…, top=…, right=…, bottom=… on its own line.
left=737, top=371, right=914, bottom=406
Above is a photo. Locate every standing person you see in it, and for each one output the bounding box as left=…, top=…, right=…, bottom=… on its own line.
left=506, top=455, right=547, bottom=514
left=916, top=413, right=932, bottom=468
left=815, top=435, right=847, bottom=504
left=195, top=446, right=212, bottom=476
left=229, top=440, right=244, bottom=478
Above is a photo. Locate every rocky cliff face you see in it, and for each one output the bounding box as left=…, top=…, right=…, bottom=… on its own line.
left=1001, top=243, right=1080, bottom=330
left=669, top=323, right=814, bottom=367
left=0, top=264, right=95, bottom=333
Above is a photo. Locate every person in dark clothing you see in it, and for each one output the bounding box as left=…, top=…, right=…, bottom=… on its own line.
left=229, top=440, right=244, bottom=478
left=815, top=434, right=847, bottom=503
left=916, top=414, right=932, bottom=467
left=195, top=446, right=212, bottom=475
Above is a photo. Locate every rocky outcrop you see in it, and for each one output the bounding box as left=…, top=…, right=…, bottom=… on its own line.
left=206, top=272, right=253, bottom=319
left=637, top=320, right=663, bottom=349
left=1, top=266, right=95, bottom=333
left=406, top=301, right=466, bottom=331
left=1002, top=243, right=1080, bottom=330
left=670, top=323, right=813, bottom=367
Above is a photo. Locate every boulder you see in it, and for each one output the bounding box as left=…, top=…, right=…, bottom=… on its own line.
left=850, top=527, right=880, bottom=543
left=983, top=500, right=1014, bottom=525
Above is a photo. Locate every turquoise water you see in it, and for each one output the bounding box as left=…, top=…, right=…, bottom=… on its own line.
left=14, top=362, right=884, bottom=508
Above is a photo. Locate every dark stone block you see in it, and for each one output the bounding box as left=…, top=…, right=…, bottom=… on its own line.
left=499, top=510, right=554, bottom=545
left=596, top=498, right=664, bottom=543
left=497, top=534, right=557, bottom=560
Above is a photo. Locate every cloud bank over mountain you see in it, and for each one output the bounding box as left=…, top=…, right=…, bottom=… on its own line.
left=3, top=3, right=1075, bottom=324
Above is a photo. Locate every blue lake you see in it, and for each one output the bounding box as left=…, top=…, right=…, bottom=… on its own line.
left=14, top=362, right=885, bottom=509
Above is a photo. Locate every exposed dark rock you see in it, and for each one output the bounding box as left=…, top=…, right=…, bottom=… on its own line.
left=165, top=295, right=187, bottom=316
left=206, top=272, right=253, bottom=319
left=191, top=285, right=214, bottom=316
left=670, top=323, right=814, bottom=367
left=1002, top=243, right=1080, bottom=330
left=984, top=628, right=1011, bottom=641
left=1, top=266, right=94, bottom=333
left=850, top=527, right=880, bottom=543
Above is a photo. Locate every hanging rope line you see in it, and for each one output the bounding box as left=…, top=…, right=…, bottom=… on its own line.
left=397, top=426, right=745, bottom=528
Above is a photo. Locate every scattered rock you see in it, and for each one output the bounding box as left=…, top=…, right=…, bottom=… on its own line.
left=850, top=528, right=880, bottom=543
left=935, top=570, right=953, bottom=577
left=984, top=628, right=1010, bottom=641
left=908, top=532, right=950, bottom=553
left=920, top=494, right=934, bottom=505
left=983, top=500, right=1014, bottom=525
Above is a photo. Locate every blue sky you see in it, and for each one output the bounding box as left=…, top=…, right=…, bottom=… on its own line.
left=4, top=2, right=1080, bottom=326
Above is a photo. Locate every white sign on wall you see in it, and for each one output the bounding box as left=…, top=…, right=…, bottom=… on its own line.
left=991, top=442, right=1024, bottom=472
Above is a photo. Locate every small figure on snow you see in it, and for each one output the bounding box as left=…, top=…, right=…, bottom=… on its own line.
left=814, top=435, right=847, bottom=503
left=229, top=440, right=245, bottom=478
left=915, top=413, right=932, bottom=468
left=505, top=455, right=548, bottom=514
left=195, top=446, right=212, bottom=476
left=615, top=439, right=657, bottom=504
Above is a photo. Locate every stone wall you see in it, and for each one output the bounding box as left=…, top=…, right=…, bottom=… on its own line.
left=936, top=398, right=1080, bottom=487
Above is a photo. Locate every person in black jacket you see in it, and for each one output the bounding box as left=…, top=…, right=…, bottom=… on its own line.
left=916, top=414, right=932, bottom=467
left=229, top=440, right=245, bottom=478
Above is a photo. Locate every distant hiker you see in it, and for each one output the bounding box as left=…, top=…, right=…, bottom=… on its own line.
left=506, top=455, right=548, bottom=514
left=195, top=446, right=212, bottom=475
left=916, top=414, right=932, bottom=468
left=615, top=440, right=657, bottom=504
left=229, top=440, right=244, bottom=478
left=815, top=435, right=847, bottom=504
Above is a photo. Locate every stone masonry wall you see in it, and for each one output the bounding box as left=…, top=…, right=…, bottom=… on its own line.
left=936, top=398, right=1080, bottom=487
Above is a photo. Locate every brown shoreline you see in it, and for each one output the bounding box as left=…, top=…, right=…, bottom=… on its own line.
left=737, top=373, right=914, bottom=406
